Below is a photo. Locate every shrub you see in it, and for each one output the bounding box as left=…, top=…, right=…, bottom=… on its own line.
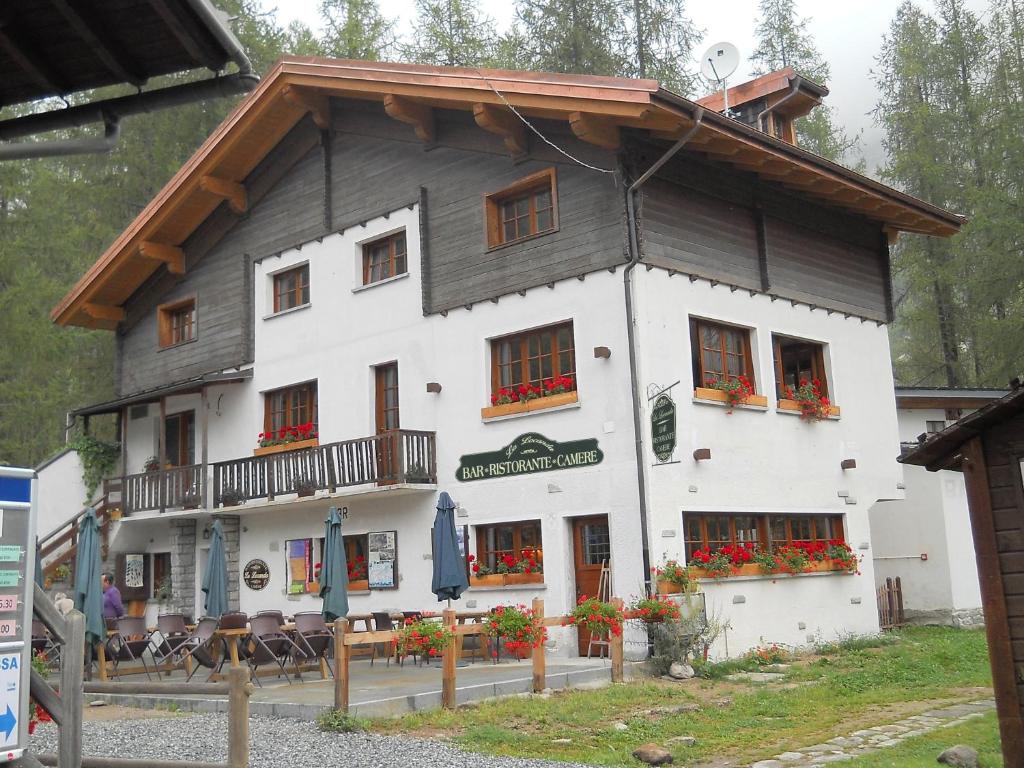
left=483, top=604, right=547, bottom=656
left=566, top=596, right=623, bottom=638
left=746, top=643, right=789, bottom=666
left=629, top=595, right=681, bottom=624
left=316, top=709, right=365, bottom=733
left=651, top=559, right=689, bottom=588
left=648, top=614, right=704, bottom=675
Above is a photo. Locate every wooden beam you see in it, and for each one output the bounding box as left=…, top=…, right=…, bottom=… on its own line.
left=82, top=303, right=125, bottom=322
left=145, top=0, right=223, bottom=70
left=568, top=111, right=620, bottom=150
left=281, top=84, right=330, bottom=129
left=138, top=241, right=185, bottom=275
left=383, top=94, right=435, bottom=143
left=199, top=175, right=247, bottom=214
left=472, top=103, right=527, bottom=155
left=49, top=0, right=145, bottom=85
left=0, top=21, right=65, bottom=94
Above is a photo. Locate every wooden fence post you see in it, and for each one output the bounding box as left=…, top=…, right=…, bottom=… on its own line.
left=442, top=608, right=456, bottom=709
left=59, top=611, right=84, bottom=768
left=610, top=597, right=624, bottom=683
left=227, top=666, right=251, bottom=768
left=532, top=597, right=546, bottom=693
left=333, top=617, right=349, bottom=712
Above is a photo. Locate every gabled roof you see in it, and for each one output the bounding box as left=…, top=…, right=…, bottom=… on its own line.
left=52, top=56, right=965, bottom=330
left=697, top=66, right=827, bottom=119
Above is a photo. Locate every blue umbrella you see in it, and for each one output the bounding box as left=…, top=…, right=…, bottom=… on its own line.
left=73, top=507, right=104, bottom=646
left=431, top=492, right=468, bottom=603
left=320, top=507, right=350, bottom=622
left=34, top=538, right=43, bottom=588
left=202, top=520, right=229, bottom=617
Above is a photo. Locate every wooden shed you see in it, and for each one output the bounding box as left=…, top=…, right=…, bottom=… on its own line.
left=900, top=380, right=1024, bottom=764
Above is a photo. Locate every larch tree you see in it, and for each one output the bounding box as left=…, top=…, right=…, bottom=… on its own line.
left=319, top=0, right=395, bottom=61
left=619, top=0, right=703, bottom=95
left=512, top=0, right=626, bottom=76
left=406, top=0, right=497, bottom=67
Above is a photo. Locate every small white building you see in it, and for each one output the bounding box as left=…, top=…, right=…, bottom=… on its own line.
left=869, top=387, right=1005, bottom=627
left=41, top=60, right=963, bottom=658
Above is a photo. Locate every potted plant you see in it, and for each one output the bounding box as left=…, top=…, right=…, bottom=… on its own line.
left=468, top=555, right=504, bottom=587
left=774, top=544, right=812, bottom=574
left=703, top=374, right=755, bottom=412
left=154, top=576, right=173, bottom=606
left=652, top=559, right=689, bottom=594
left=826, top=540, right=860, bottom=573
left=483, top=604, right=547, bottom=661
left=220, top=486, right=245, bottom=507
left=405, top=463, right=432, bottom=483
left=181, top=490, right=201, bottom=510
left=500, top=549, right=544, bottom=585
left=484, top=376, right=578, bottom=418
left=784, top=378, right=833, bottom=421
left=397, top=617, right=455, bottom=663
left=566, top=596, right=624, bottom=639
left=48, top=563, right=71, bottom=590
left=254, top=422, right=319, bottom=456
left=294, top=477, right=317, bottom=498
left=628, top=594, right=682, bottom=624
left=143, top=456, right=160, bottom=473
left=108, top=505, right=123, bottom=521
left=347, top=556, right=369, bottom=591
left=688, top=543, right=756, bottom=578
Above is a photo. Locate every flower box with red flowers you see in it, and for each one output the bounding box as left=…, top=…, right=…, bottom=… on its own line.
left=483, top=604, right=547, bottom=662
left=627, top=595, right=682, bottom=624
left=397, top=618, right=455, bottom=660
left=696, top=375, right=768, bottom=411
left=565, top=596, right=624, bottom=638
left=652, top=559, right=691, bottom=594
left=481, top=376, right=579, bottom=419
left=347, top=555, right=369, bottom=590
left=779, top=378, right=840, bottom=420
left=468, top=551, right=544, bottom=586
left=254, top=422, right=319, bottom=455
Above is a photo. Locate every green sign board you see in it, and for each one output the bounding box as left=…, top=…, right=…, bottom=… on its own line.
left=651, top=394, right=677, bottom=461
left=456, top=432, right=603, bottom=482
left=0, top=571, right=19, bottom=587
left=0, top=546, right=20, bottom=562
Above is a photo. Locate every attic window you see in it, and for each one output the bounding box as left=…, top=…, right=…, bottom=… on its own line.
left=485, top=168, right=558, bottom=249
left=158, top=298, right=196, bottom=348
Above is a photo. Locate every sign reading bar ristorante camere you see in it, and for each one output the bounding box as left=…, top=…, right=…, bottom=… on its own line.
left=456, top=432, right=603, bottom=482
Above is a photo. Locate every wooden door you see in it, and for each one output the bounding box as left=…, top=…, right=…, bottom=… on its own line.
left=164, top=411, right=195, bottom=467
left=572, top=515, right=610, bottom=656
left=374, top=363, right=400, bottom=482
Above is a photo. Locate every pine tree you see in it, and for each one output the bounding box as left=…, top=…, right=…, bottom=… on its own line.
left=619, top=0, right=702, bottom=95
left=513, top=0, right=626, bottom=75
left=319, top=0, right=395, bottom=61
left=406, top=0, right=497, bottom=67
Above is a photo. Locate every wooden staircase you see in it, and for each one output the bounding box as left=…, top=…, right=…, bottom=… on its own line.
left=38, top=478, right=121, bottom=585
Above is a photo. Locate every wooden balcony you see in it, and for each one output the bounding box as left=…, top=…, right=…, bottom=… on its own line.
left=123, top=464, right=203, bottom=515
left=212, top=429, right=437, bottom=508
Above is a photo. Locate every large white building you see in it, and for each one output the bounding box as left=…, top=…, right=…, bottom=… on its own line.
left=40, top=59, right=963, bottom=658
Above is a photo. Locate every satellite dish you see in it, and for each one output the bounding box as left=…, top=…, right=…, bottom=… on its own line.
left=700, top=42, right=740, bottom=83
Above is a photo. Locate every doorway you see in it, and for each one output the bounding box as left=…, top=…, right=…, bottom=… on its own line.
left=572, top=515, right=610, bottom=656
left=374, top=363, right=399, bottom=482
left=164, top=411, right=195, bottom=467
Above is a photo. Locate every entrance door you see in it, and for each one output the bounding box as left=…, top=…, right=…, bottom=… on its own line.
left=572, top=515, right=611, bottom=656
left=374, top=363, right=400, bottom=482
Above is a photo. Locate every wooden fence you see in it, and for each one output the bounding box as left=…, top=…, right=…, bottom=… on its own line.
left=877, top=576, right=906, bottom=631
left=331, top=597, right=627, bottom=712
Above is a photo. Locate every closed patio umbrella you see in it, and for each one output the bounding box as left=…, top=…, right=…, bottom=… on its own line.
left=431, top=491, right=468, bottom=604
left=34, top=538, right=43, bottom=588
left=72, top=507, right=104, bottom=646
left=320, top=506, right=350, bottom=622
left=202, top=519, right=229, bottom=618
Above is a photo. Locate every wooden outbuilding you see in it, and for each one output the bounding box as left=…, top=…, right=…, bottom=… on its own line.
left=900, top=380, right=1024, bottom=764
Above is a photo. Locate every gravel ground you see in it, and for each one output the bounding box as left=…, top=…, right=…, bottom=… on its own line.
left=29, top=714, right=597, bottom=768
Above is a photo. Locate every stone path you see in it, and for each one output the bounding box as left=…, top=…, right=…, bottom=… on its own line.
left=748, top=698, right=995, bottom=767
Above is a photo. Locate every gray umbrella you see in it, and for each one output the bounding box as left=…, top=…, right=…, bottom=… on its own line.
left=431, top=491, right=468, bottom=603
left=320, top=506, right=350, bottom=622
left=72, top=507, right=104, bottom=646
left=201, top=520, right=229, bottom=618
left=34, top=538, right=43, bottom=588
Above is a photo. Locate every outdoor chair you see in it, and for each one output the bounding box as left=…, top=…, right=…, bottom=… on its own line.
left=242, top=615, right=305, bottom=686
left=178, top=617, right=227, bottom=682
left=373, top=612, right=401, bottom=667
left=255, top=610, right=285, bottom=627
left=152, top=613, right=191, bottom=668
left=31, top=620, right=60, bottom=669
left=292, top=612, right=333, bottom=676
left=107, top=616, right=155, bottom=680
left=216, top=611, right=248, bottom=664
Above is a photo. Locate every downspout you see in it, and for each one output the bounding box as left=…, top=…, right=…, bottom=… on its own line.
left=624, top=106, right=704, bottom=588
left=185, top=0, right=255, bottom=76
left=757, top=76, right=801, bottom=134
left=0, top=116, right=120, bottom=161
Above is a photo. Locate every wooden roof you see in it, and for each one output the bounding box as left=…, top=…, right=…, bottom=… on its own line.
left=0, top=0, right=236, bottom=108
left=895, top=387, right=1009, bottom=410
left=696, top=66, right=827, bottom=119
left=52, top=56, right=966, bottom=330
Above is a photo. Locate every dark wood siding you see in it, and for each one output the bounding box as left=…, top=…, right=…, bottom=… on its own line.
left=329, top=101, right=626, bottom=313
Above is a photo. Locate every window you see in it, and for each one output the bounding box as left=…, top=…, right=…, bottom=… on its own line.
left=164, top=411, right=195, bottom=467
left=684, top=513, right=843, bottom=560
left=773, top=335, right=829, bottom=400
left=362, top=232, right=407, bottom=285
left=158, top=298, right=196, bottom=347
left=476, top=520, right=543, bottom=573
left=491, top=321, right=575, bottom=395
left=152, top=552, right=171, bottom=595
left=690, top=318, right=755, bottom=390
left=273, top=264, right=309, bottom=313
left=345, top=534, right=368, bottom=583
left=485, top=168, right=557, bottom=248
left=264, top=381, right=318, bottom=436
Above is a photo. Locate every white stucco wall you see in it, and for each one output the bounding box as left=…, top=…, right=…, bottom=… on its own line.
left=35, top=449, right=87, bottom=540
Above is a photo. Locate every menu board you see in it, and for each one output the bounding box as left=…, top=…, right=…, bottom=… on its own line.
left=367, top=530, right=397, bottom=589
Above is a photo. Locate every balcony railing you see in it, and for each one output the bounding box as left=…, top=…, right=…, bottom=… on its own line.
left=212, top=429, right=437, bottom=508
left=123, top=464, right=203, bottom=515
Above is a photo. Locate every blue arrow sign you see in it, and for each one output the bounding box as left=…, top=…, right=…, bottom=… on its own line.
left=0, top=705, right=16, bottom=739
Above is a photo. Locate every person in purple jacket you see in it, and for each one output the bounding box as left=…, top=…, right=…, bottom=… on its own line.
left=101, top=572, right=124, bottom=619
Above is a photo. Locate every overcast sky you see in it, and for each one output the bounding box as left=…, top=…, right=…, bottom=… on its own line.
left=259, top=0, right=990, bottom=171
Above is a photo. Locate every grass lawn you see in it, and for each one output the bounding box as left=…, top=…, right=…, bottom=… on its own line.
left=368, top=626, right=998, bottom=767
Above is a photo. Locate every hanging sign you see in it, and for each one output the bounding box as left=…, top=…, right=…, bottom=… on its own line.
left=242, top=559, right=270, bottom=591
left=367, top=531, right=397, bottom=589
left=651, top=394, right=677, bottom=461
left=456, top=432, right=603, bottom=482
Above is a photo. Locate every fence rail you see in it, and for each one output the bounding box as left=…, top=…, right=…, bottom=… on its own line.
left=877, top=576, right=906, bottom=630
left=213, top=429, right=436, bottom=507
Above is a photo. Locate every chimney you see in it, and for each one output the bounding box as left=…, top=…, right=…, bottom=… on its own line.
left=696, top=67, right=828, bottom=146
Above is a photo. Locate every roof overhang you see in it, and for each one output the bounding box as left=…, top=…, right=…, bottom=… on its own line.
left=895, top=387, right=1009, bottom=410
left=52, top=56, right=966, bottom=330
left=696, top=66, right=828, bottom=119
left=71, top=369, right=252, bottom=418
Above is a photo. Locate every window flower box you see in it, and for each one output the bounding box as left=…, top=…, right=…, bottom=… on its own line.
left=305, top=581, right=320, bottom=593
left=470, top=573, right=505, bottom=588
left=481, top=390, right=578, bottom=419
left=689, top=563, right=762, bottom=579
left=253, top=438, right=319, bottom=457
left=347, top=579, right=369, bottom=591
left=694, top=387, right=768, bottom=408
left=656, top=580, right=684, bottom=594
left=502, top=571, right=544, bottom=586
left=778, top=399, right=840, bottom=418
